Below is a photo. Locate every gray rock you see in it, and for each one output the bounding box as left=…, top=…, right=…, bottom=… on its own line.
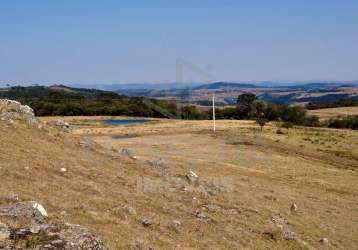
left=0, top=223, right=10, bottom=241
left=146, top=158, right=167, bottom=169
left=112, top=204, right=137, bottom=220
left=320, top=238, right=329, bottom=244
left=204, top=203, right=240, bottom=215
left=123, top=205, right=137, bottom=215
left=282, top=230, right=296, bottom=240
left=141, top=219, right=153, bottom=227
left=290, top=203, right=298, bottom=212
left=168, top=220, right=182, bottom=232
left=195, top=211, right=211, bottom=222
left=271, top=214, right=288, bottom=226
left=54, top=120, right=70, bottom=128
left=119, top=148, right=137, bottom=160
left=5, top=193, right=19, bottom=203
left=186, top=170, right=199, bottom=183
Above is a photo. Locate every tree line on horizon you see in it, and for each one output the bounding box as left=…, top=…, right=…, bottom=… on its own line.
left=0, top=85, right=356, bottom=130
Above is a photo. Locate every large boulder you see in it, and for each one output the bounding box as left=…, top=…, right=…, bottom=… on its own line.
left=0, top=201, right=48, bottom=224
left=0, top=99, right=37, bottom=124
left=0, top=202, right=107, bottom=250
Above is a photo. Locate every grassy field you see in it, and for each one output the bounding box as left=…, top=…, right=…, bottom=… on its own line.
left=308, top=106, right=358, bottom=120
left=1, top=117, right=358, bottom=249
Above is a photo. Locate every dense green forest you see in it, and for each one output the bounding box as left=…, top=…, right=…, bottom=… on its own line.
left=0, top=85, right=200, bottom=119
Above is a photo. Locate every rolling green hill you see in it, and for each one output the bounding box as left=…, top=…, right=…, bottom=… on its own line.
left=0, top=85, right=195, bottom=118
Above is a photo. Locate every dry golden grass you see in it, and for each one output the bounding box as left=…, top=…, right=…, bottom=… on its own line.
left=308, top=107, right=358, bottom=120
left=1, top=117, right=358, bottom=249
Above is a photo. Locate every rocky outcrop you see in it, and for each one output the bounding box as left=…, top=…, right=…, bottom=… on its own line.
left=0, top=202, right=107, bottom=250
left=0, top=99, right=37, bottom=124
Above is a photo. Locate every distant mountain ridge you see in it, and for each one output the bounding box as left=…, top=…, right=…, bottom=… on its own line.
left=111, top=81, right=358, bottom=105
left=193, top=82, right=258, bottom=90
left=1, top=81, right=358, bottom=106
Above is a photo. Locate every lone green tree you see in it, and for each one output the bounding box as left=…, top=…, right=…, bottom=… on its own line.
left=249, top=100, right=267, bottom=118
left=237, top=93, right=258, bottom=118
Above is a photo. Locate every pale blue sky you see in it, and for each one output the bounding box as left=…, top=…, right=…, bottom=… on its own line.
left=0, top=1, right=357, bottom=84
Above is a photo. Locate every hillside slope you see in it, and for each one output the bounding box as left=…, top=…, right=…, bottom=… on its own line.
left=1, top=101, right=358, bottom=249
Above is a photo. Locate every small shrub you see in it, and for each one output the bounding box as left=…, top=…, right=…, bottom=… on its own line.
left=327, top=115, right=358, bottom=130
left=255, top=117, right=268, bottom=131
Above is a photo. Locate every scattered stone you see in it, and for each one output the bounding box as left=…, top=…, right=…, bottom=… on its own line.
left=320, top=238, right=329, bottom=244
left=290, top=203, right=298, bottom=212
left=168, top=220, right=182, bottom=232
left=203, top=204, right=240, bottom=215
left=282, top=230, right=296, bottom=241
left=119, top=148, right=137, bottom=160
left=195, top=211, right=206, bottom=219
left=186, top=170, right=199, bottom=183
left=0, top=223, right=10, bottom=241
left=146, top=158, right=167, bottom=169
left=271, top=214, right=288, bottom=226
left=195, top=210, right=211, bottom=222
left=54, top=120, right=70, bottom=129
left=123, top=205, right=137, bottom=215
left=204, top=203, right=221, bottom=212
left=224, top=208, right=240, bottom=215
left=112, top=205, right=137, bottom=220
left=141, top=219, right=153, bottom=227
left=6, top=193, right=19, bottom=203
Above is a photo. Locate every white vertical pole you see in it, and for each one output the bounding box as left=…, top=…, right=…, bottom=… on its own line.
left=212, top=94, right=216, bottom=132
